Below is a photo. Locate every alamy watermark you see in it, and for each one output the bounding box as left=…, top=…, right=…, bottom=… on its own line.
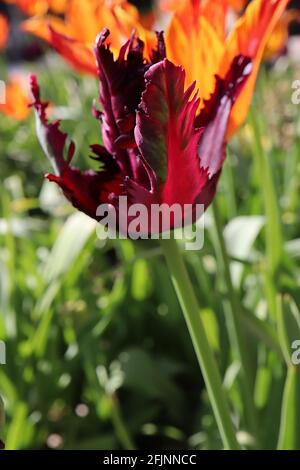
left=291, top=340, right=300, bottom=365
left=0, top=80, right=6, bottom=105
left=0, top=341, right=6, bottom=365
left=291, top=80, right=300, bottom=104
left=95, top=197, right=205, bottom=251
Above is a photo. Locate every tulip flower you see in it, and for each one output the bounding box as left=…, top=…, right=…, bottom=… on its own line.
left=0, top=14, right=9, bottom=50
left=166, top=0, right=289, bottom=137
left=31, top=30, right=251, bottom=233
left=0, top=77, right=30, bottom=120
left=31, top=30, right=252, bottom=449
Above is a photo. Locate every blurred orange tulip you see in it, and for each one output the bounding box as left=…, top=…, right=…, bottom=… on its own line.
left=264, top=9, right=300, bottom=60
left=22, top=0, right=155, bottom=74
left=0, top=14, right=9, bottom=50
left=21, top=0, right=291, bottom=137
left=222, top=1, right=299, bottom=61
left=223, top=1, right=300, bottom=60
left=0, top=77, right=30, bottom=120
left=5, top=0, right=68, bottom=15
left=166, top=0, right=290, bottom=138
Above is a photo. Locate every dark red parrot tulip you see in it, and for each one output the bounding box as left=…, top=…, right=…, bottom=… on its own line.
left=31, top=29, right=251, bottom=236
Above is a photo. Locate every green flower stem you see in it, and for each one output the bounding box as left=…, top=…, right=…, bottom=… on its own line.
left=212, top=200, right=258, bottom=438
left=109, top=394, right=136, bottom=450
left=160, top=237, right=240, bottom=450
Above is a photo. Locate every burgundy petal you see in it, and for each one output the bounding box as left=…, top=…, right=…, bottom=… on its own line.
left=150, top=31, right=167, bottom=63
left=94, top=29, right=147, bottom=174
left=30, top=74, right=72, bottom=175
left=30, top=75, right=122, bottom=221
left=197, top=55, right=252, bottom=179
left=47, top=168, right=122, bottom=220
left=94, top=28, right=166, bottom=180
left=134, top=59, right=207, bottom=209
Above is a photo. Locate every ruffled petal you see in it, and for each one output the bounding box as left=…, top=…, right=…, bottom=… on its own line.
left=220, top=0, right=289, bottom=137
left=30, top=75, right=121, bottom=220
left=134, top=59, right=205, bottom=209
left=166, top=0, right=225, bottom=100
left=94, top=29, right=166, bottom=179
left=197, top=55, right=252, bottom=178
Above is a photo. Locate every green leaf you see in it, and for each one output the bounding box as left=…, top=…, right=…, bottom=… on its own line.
left=120, top=348, right=183, bottom=410
left=43, top=212, right=96, bottom=282
left=254, top=366, right=272, bottom=409
left=201, top=308, right=219, bottom=352
left=224, top=215, right=265, bottom=286
left=276, top=295, right=300, bottom=365
left=5, top=402, right=28, bottom=450
left=277, top=366, right=300, bottom=450
left=249, top=108, right=283, bottom=276
left=285, top=238, right=300, bottom=260
left=131, top=259, right=152, bottom=301
left=32, top=307, right=55, bottom=358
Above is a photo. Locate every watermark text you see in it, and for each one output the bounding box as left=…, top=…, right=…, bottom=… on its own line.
left=291, top=80, right=300, bottom=104
left=291, top=340, right=300, bottom=365
left=0, top=80, right=6, bottom=105
left=95, top=197, right=205, bottom=251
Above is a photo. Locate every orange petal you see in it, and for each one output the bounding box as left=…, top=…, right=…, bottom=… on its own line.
left=166, top=0, right=225, bottom=101
left=219, top=0, right=290, bottom=137
left=226, top=0, right=247, bottom=11
left=0, top=14, right=9, bottom=50
left=160, top=0, right=186, bottom=12
left=264, top=9, right=300, bottom=60
left=0, top=77, right=30, bottom=121
left=22, top=15, right=70, bottom=42
left=65, top=0, right=105, bottom=43
left=201, top=0, right=228, bottom=39
left=23, top=0, right=151, bottom=73
left=48, top=0, right=68, bottom=14
left=64, top=0, right=142, bottom=46
left=49, top=28, right=97, bottom=75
